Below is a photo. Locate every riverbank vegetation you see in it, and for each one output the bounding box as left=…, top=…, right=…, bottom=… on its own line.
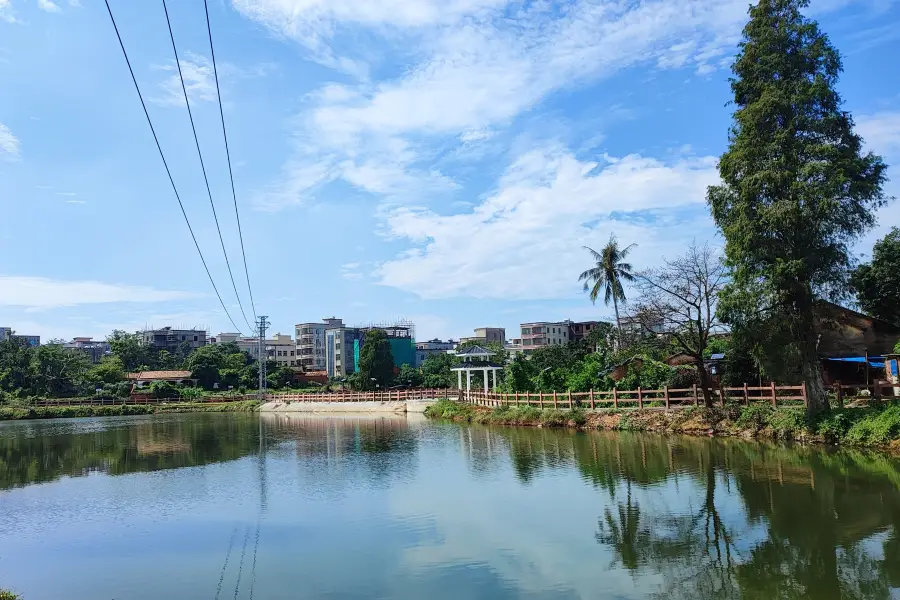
left=0, top=331, right=316, bottom=404
left=0, top=590, right=19, bottom=600
left=0, top=399, right=259, bottom=421
left=425, top=399, right=900, bottom=449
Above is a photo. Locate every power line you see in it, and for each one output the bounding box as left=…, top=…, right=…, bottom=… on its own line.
left=161, top=0, right=254, bottom=333
left=203, top=0, right=258, bottom=321
left=103, top=0, right=244, bottom=334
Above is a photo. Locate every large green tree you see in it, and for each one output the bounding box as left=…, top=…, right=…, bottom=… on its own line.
left=850, top=227, right=900, bottom=325
left=107, top=330, right=151, bottom=372
left=357, top=329, right=395, bottom=390
left=707, top=0, right=889, bottom=416
left=578, top=234, right=636, bottom=337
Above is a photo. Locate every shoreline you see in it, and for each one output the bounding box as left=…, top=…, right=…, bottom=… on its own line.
left=0, top=400, right=260, bottom=421
left=424, top=399, right=900, bottom=452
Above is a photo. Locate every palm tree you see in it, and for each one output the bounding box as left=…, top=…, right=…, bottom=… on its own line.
left=578, top=234, right=636, bottom=335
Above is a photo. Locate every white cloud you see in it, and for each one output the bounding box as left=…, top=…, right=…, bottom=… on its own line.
left=340, top=262, right=364, bottom=280
left=0, top=0, right=15, bottom=22
left=857, top=110, right=900, bottom=156
left=64, top=200, right=86, bottom=204
left=377, top=147, right=720, bottom=299
left=152, top=53, right=218, bottom=107
left=0, top=276, right=196, bottom=310
left=56, top=191, right=77, bottom=196
left=37, top=0, right=60, bottom=12
left=254, top=0, right=872, bottom=210
left=0, top=122, right=20, bottom=158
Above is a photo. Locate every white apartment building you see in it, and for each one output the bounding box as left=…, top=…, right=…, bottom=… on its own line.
left=519, top=321, right=569, bottom=354
left=267, top=333, right=297, bottom=367
left=296, top=317, right=343, bottom=371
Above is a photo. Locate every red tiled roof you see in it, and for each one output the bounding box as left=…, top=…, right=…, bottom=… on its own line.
left=126, top=370, right=193, bottom=380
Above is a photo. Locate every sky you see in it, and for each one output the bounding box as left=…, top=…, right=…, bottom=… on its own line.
left=1, top=0, right=899, bottom=344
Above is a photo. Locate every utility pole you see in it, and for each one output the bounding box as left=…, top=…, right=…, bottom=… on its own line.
left=257, top=315, right=270, bottom=400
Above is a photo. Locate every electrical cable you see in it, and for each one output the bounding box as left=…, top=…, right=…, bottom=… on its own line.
left=203, top=0, right=258, bottom=322
left=104, top=0, right=244, bottom=334
left=161, top=0, right=254, bottom=333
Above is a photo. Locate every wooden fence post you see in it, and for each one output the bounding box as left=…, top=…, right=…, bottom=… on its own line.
left=743, top=383, right=749, bottom=406
left=590, top=389, right=595, bottom=410
left=637, top=387, right=643, bottom=409
left=553, top=391, right=558, bottom=409
left=568, top=390, right=573, bottom=409
left=515, top=391, right=519, bottom=406
left=720, top=383, right=726, bottom=408
left=801, top=381, right=808, bottom=407
left=539, top=391, right=544, bottom=409
left=770, top=381, right=777, bottom=407
left=613, top=388, right=618, bottom=409
left=874, top=381, right=882, bottom=401
left=692, top=384, right=699, bottom=407
left=664, top=386, right=670, bottom=409
left=835, top=381, right=844, bottom=408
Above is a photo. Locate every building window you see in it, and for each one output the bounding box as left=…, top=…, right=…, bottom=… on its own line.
left=194, top=336, right=198, bottom=342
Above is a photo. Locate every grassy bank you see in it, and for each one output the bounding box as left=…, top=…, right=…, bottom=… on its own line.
left=0, top=400, right=260, bottom=421
left=425, top=399, right=900, bottom=449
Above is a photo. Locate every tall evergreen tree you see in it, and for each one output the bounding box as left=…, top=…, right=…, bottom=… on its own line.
left=357, top=329, right=395, bottom=391
left=708, top=0, right=889, bottom=415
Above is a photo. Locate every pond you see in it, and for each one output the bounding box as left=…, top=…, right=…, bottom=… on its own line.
left=1, top=413, right=899, bottom=599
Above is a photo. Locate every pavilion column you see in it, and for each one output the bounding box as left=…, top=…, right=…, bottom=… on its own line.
left=466, top=370, right=472, bottom=401
left=483, top=368, right=488, bottom=393
left=457, top=370, right=462, bottom=389
left=492, top=369, right=497, bottom=390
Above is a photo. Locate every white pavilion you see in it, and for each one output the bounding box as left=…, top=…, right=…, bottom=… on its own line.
left=451, top=345, right=503, bottom=398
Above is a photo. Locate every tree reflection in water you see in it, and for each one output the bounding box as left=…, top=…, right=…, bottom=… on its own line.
left=489, top=427, right=900, bottom=599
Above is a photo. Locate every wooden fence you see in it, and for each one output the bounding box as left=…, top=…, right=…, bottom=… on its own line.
left=464, top=383, right=807, bottom=409
left=465, top=381, right=900, bottom=410
left=268, top=388, right=457, bottom=403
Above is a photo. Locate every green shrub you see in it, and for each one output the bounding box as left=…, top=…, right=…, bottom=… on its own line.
left=766, top=408, right=807, bottom=438
left=149, top=381, right=178, bottom=399
left=177, top=386, right=203, bottom=400
left=813, top=410, right=854, bottom=441
left=736, top=405, right=774, bottom=431
left=845, top=404, right=900, bottom=445
left=0, top=589, right=21, bottom=600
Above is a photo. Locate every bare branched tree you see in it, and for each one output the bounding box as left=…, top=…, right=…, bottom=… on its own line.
left=629, top=242, right=728, bottom=407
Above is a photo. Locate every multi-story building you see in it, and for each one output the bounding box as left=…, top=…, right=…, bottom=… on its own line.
left=415, top=338, right=457, bottom=366
left=460, top=327, right=506, bottom=345
left=520, top=321, right=569, bottom=354
left=139, top=327, right=207, bottom=353
left=325, top=326, right=364, bottom=379
left=214, top=332, right=261, bottom=359
left=0, top=327, right=40, bottom=347
left=296, top=317, right=342, bottom=371
left=325, top=321, right=417, bottom=378
left=568, top=320, right=611, bottom=342
left=63, top=337, right=111, bottom=363
left=266, top=333, right=297, bottom=368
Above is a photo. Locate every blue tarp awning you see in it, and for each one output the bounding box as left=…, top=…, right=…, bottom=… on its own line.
left=823, top=356, right=885, bottom=368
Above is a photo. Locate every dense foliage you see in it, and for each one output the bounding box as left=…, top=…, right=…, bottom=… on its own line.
left=0, top=331, right=307, bottom=402
left=708, top=0, right=888, bottom=416
left=354, top=329, right=395, bottom=390
left=850, top=227, right=900, bottom=325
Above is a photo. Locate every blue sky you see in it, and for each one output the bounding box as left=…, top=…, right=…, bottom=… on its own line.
left=1, top=0, right=899, bottom=343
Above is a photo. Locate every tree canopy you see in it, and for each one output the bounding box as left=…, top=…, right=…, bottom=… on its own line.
left=850, top=227, right=900, bottom=325
left=579, top=234, right=636, bottom=336
left=707, top=0, right=888, bottom=415
left=356, top=329, right=395, bottom=390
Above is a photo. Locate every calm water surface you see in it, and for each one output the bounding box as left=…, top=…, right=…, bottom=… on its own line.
left=1, top=413, right=899, bottom=599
